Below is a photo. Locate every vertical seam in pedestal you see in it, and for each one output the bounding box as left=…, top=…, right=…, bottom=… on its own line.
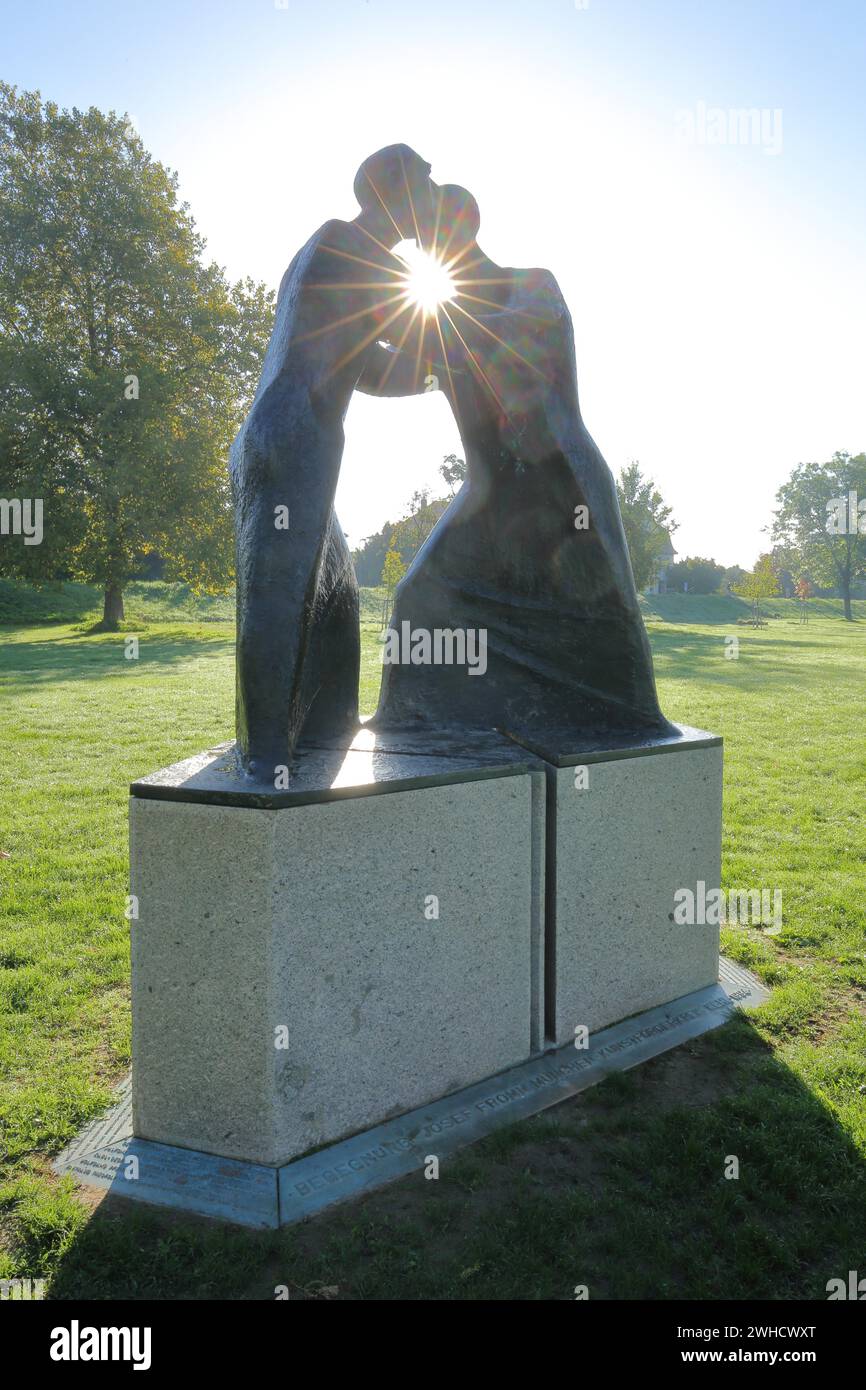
left=271, top=807, right=286, bottom=1226
left=528, top=770, right=546, bottom=1055
left=267, top=807, right=280, bottom=1174
left=543, top=763, right=558, bottom=1045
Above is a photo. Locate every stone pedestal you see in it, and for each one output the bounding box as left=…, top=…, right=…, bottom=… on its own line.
left=128, top=721, right=722, bottom=1178
left=130, top=735, right=544, bottom=1167
left=521, top=726, right=723, bottom=1045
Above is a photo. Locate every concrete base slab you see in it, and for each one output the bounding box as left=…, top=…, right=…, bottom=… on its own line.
left=55, top=958, right=768, bottom=1230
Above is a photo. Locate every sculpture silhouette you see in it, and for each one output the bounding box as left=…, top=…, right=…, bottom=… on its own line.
left=230, top=145, right=437, bottom=777
left=231, top=157, right=669, bottom=780
left=358, top=184, right=668, bottom=746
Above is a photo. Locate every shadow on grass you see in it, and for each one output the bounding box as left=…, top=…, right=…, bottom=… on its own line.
left=642, top=596, right=750, bottom=626
left=39, top=1013, right=866, bottom=1300
left=0, top=580, right=236, bottom=628
left=648, top=628, right=862, bottom=691
left=0, top=635, right=233, bottom=689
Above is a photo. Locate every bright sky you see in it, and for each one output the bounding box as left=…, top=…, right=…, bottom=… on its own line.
left=5, top=0, right=865, bottom=566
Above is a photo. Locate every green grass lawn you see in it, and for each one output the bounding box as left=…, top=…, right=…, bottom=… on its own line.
left=1, top=588, right=865, bottom=1299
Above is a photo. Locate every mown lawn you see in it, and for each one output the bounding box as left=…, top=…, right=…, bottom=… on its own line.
left=0, top=592, right=864, bottom=1299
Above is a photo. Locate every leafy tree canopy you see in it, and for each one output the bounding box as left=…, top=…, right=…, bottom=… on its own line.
left=772, top=452, right=866, bottom=621
left=615, top=461, right=677, bottom=591
left=439, top=453, right=467, bottom=494
left=352, top=462, right=462, bottom=587
left=732, top=553, right=779, bottom=618
left=380, top=547, right=406, bottom=595
left=0, top=84, right=274, bottom=627
left=666, top=555, right=725, bottom=594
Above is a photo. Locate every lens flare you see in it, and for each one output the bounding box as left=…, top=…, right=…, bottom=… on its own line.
left=395, top=241, right=456, bottom=315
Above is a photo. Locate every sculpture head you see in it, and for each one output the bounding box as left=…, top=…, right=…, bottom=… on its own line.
left=353, top=144, right=436, bottom=243
left=432, top=184, right=480, bottom=263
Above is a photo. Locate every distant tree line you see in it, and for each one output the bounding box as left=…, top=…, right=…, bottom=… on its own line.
left=353, top=453, right=865, bottom=624
left=351, top=455, right=466, bottom=587
left=616, top=455, right=865, bottom=620
left=2, top=87, right=860, bottom=629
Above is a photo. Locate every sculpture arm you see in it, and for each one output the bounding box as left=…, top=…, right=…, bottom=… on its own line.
left=355, top=340, right=441, bottom=397
left=232, top=370, right=345, bottom=773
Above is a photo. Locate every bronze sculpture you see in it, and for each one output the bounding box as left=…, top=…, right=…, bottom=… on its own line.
left=230, top=148, right=669, bottom=780
left=230, top=145, right=436, bottom=778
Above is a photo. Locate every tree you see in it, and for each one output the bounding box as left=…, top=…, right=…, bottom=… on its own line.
left=351, top=456, right=460, bottom=586
left=439, top=453, right=466, bottom=494
left=615, top=461, right=677, bottom=591
left=352, top=524, right=391, bottom=588
left=380, top=547, right=406, bottom=601
left=732, top=553, right=779, bottom=621
left=772, top=452, right=866, bottom=622
left=0, top=84, right=274, bottom=628
left=389, top=488, right=447, bottom=560
left=769, top=543, right=799, bottom=597
left=666, top=556, right=725, bottom=595
left=720, top=564, right=747, bottom=594
left=353, top=497, right=443, bottom=588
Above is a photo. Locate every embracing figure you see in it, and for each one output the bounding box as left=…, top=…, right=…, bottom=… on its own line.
left=359, top=183, right=668, bottom=748
left=231, top=151, right=668, bottom=779
left=230, top=144, right=435, bottom=777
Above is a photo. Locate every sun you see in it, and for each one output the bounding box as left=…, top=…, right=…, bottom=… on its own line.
left=394, top=240, right=456, bottom=315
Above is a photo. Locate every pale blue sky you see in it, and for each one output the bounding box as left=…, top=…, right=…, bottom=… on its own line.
left=4, top=0, right=865, bottom=565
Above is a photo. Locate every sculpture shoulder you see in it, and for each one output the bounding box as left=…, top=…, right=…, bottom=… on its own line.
left=276, top=219, right=359, bottom=297
left=510, top=264, right=558, bottom=285
left=499, top=266, right=570, bottom=331
left=307, top=216, right=363, bottom=254
left=508, top=265, right=564, bottom=304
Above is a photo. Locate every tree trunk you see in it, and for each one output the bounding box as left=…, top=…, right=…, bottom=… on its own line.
left=838, top=547, right=854, bottom=621
left=840, top=569, right=853, bottom=621
left=101, top=582, right=125, bottom=630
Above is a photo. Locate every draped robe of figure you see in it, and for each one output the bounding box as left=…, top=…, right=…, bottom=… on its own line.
left=230, top=222, right=407, bottom=771
left=358, top=252, right=669, bottom=746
